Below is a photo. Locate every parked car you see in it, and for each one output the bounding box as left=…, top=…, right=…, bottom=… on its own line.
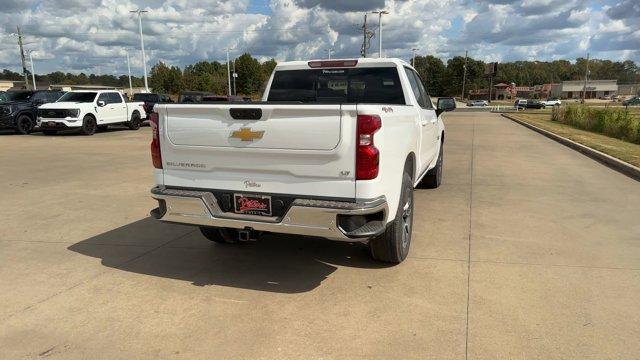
left=0, top=91, right=6, bottom=102
left=178, top=91, right=216, bottom=103
left=37, top=90, right=145, bottom=135
left=467, top=100, right=488, bottom=107
left=622, top=96, right=640, bottom=106
left=541, top=98, right=561, bottom=106
left=515, top=99, right=545, bottom=109
left=611, top=95, right=621, bottom=102
left=0, top=90, right=64, bottom=134
left=132, top=93, right=173, bottom=119
left=149, top=58, right=455, bottom=263
left=201, top=95, right=246, bottom=102
left=515, top=99, right=527, bottom=109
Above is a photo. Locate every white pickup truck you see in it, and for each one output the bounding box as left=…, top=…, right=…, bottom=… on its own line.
left=149, top=58, right=455, bottom=263
left=37, top=90, right=145, bottom=135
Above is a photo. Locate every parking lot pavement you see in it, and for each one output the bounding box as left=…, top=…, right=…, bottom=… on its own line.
left=1, top=114, right=639, bottom=359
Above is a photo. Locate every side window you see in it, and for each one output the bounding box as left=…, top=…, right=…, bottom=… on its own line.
left=404, top=68, right=426, bottom=108
left=97, top=93, right=109, bottom=104
left=413, top=72, right=434, bottom=109
left=108, top=92, right=123, bottom=104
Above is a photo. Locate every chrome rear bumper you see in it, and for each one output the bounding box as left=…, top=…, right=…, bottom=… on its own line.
left=150, top=186, right=388, bottom=241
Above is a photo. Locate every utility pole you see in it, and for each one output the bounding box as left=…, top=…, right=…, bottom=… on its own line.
left=582, top=53, right=590, bottom=103
left=360, top=13, right=374, bottom=58
left=411, top=48, right=419, bottom=67
left=126, top=52, right=133, bottom=96
left=361, top=14, right=368, bottom=57
left=26, top=50, right=36, bottom=89
left=372, top=10, right=389, bottom=58
left=461, top=50, right=468, bottom=101
left=226, top=48, right=231, bottom=96
left=130, top=9, right=149, bottom=92
left=16, top=26, right=30, bottom=90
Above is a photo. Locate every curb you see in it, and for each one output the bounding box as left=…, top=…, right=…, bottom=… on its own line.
left=501, top=113, right=640, bottom=182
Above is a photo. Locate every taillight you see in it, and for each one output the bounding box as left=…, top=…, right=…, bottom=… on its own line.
left=356, top=114, right=382, bottom=180
left=150, top=112, right=162, bottom=169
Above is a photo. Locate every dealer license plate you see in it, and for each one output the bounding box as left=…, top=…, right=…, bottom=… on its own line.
left=233, top=194, right=272, bottom=216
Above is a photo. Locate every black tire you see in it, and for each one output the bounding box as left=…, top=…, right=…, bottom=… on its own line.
left=16, top=115, right=34, bottom=135
left=127, top=112, right=141, bottom=130
left=421, top=141, right=444, bottom=189
left=369, top=172, right=414, bottom=263
left=199, top=227, right=239, bottom=244
left=80, top=115, right=97, bottom=135
left=42, top=130, right=57, bottom=135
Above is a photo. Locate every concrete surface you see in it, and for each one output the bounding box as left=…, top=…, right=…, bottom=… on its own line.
left=0, top=114, right=639, bottom=359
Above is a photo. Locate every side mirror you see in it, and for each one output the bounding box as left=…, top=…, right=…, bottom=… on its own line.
left=97, top=100, right=106, bottom=107
left=436, top=97, right=456, bottom=116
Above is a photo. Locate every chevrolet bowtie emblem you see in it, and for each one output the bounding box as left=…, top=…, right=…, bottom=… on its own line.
left=230, top=127, right=264, bottom=141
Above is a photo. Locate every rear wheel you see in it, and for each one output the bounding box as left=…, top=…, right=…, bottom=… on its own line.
left=16, top=115, right=34, bottom=135
left=127, top=112, right=141, bottom=130
left=369, top=172, right=414, bottom=263
left=199, top=227, right=239, bottom=244
left=421, top=141, right=444, bottom=189
left=80, top=115, right=96, bottom=135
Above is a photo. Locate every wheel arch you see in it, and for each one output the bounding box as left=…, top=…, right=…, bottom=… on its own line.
left=404, top=152, right=416, bottom=182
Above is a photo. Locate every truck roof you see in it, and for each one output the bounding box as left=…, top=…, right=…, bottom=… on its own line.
left=274, top=57, right=413, bottom=71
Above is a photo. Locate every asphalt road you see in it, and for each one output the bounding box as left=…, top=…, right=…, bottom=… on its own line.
left=1, top=114, right=639, bottom=359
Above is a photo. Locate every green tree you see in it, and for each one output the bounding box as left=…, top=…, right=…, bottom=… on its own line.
left=234, top=53, right=262, bottom=95
left=414, top=55, right=445, bottom=96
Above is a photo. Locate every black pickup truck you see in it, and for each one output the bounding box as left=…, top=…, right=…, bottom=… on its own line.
left=0, top=90, right=64, bottom=134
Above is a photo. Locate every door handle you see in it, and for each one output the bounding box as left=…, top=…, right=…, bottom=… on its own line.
left=421, top=122, right=428, bottom=127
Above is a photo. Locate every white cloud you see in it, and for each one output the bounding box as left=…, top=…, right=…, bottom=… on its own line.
left=0, top=0, right=637, bottom=76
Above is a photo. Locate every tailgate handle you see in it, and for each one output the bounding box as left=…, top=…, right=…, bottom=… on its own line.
left=230, top=108, right=262, bottom=120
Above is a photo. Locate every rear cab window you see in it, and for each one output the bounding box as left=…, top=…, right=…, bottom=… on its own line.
left=267, top=67, right=406, bottom=104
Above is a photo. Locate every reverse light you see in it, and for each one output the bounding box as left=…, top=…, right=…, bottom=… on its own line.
left=150, top=112, right=162, bottom=169
left=308, top=60, right=358, bottom=68
left=356, top=114, right=382, bottom=180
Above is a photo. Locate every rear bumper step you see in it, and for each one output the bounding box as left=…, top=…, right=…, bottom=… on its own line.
left=150, top=186, right=388, bottom=241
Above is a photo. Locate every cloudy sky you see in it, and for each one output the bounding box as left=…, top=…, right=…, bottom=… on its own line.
left=0, top=0, right=638, bottom=76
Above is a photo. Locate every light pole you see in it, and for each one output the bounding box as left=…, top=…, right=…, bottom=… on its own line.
left=461, top=50, right=468, bottom=101
left=232, top=60, right=237, bottom=96
left=582, top=53, right=590, bottom=103
left=226, top=48, right=232, bottom=96
left=26, top=50, right=36, bottom=90
left=126, top=52, right=133, bottom=96
left=325, top=48, right=334, bottom=59
left=411, top=48, right=419, bottom=67
left=130, top=9, right=149, bottom=92
left=372, top=10, right=389, bottom=58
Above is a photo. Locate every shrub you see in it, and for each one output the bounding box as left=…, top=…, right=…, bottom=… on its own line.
left=552, top=104, right=639, bottom=144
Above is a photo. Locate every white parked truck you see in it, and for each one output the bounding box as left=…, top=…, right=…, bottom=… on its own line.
left=149, top=58, right=456, bottom=263
left=37, top=90, right=145, bottom=135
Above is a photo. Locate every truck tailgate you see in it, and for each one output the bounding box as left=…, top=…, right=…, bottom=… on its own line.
left=158, top=104, right=357, bottom=199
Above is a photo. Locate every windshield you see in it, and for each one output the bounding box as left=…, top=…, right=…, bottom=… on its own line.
left=58, top=92, right=97, bottom=103
left=133, top=93, right=159, bottom=102
left=31, top=92, right=50, bottom=102
left=268, top=67, right=405, bottom=104
left=4, top=91, right=33, bottom=102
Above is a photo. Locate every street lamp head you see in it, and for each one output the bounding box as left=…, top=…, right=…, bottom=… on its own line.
left=372, top=10, right=389, bottom=14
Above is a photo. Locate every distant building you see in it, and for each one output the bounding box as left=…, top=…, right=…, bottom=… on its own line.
left=560, top=80, right=617, bottom=99
left=618, top=84, right=640, bottom=96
